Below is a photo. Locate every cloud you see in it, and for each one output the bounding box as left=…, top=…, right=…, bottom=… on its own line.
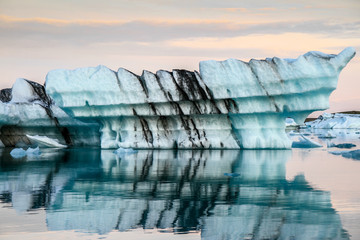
left=1, top=15, right=359, bottom=50
left=219, top=8, right=249, bottom=13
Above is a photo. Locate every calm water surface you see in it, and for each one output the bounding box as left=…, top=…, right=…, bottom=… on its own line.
left=0, top=129, right=360, bottom=240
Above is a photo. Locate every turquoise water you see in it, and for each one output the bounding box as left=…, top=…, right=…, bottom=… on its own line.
left=0, top=130, right=360, bottom=239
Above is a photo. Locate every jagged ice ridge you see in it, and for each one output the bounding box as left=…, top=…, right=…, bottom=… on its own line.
left=0, top=47, right=356, bottom=149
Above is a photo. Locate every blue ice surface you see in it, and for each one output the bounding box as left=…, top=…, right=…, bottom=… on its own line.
left=26, top=147, right=41, bottom=155
left=10, top=148, right=26, bottom=158
left=10, top=147, right=41, bottom=158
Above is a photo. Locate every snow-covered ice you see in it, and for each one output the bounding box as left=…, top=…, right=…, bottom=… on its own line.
left=26, top=135, right=67, bottom=148
left=10, top=78, right=43, bottom=104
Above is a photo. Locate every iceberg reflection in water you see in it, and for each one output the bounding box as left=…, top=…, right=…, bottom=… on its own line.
left=0, top=149, right=349, bottom=239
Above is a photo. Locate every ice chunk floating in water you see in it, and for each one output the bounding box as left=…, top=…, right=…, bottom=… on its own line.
left=328, top=142, right=356, bottom=149
left=330, top=149, right=360, bottom=160
left=318, top=130, right=337, bottom=138
left=291, top=135, right=323, bottom=148
left=45, top=47, right=355, bottom=149
left=285, top=118, right=299, bottom=127
left=26, top=135, right=67, bottom=148
left=0, top=47, right=356, bottom=149
left=10, top=147, right=41, bottom=158
left=307, top=112, right=360, bottom=129
left=10, top=148, right=27, bottom=158
left=26, top=146, right=41, bottom=155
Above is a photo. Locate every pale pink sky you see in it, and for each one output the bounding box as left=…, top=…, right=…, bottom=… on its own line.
left=0, top=0, right=359, bottom=112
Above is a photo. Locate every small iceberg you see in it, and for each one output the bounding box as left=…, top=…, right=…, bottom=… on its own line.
left=330, top=149, right=360, bottom=160
left=327, top=143, right=356, bottom=149
left=26, top=135, right=67, bottom=148
left=318, top=131, right=336, bottom=138
left=285, top=118, right=299, bottom=129
left=329, top=151, right=343, bottom=155
left=113, top=147, right=138, bottom=156
left=292, top=135, right=322, bottom=148
left=306, top=113, right=360, bottom=129
left=10, top=147, right=41, bottom=158
left=10, top=148, right=27, bottom=158
left=26, top=146, right=41, bottom=155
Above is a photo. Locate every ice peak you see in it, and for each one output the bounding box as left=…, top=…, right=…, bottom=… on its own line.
left=10, top=78, right=36, bottom=103
left=334, top=47, right=356, bottom=70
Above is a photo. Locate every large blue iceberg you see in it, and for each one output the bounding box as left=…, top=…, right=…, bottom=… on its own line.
left=0, top=47, right=356, bottom=149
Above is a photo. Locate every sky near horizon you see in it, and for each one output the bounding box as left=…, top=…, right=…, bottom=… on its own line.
left=0, top=0, right=359, bottom=110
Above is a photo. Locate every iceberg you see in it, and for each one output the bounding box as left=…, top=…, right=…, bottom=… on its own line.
left=10, top=146, right=41, bottom=158
left=291, top=135, right=323, bottom=148
left=44, top=47, right=355, bottom=149
left=0, top=78, right=100, bottom=147
left=0, top=48, right=356, bottom=149
left=26, top=134, right=67, bottom=148
left=318, top=130, right=337, bottom=138
left=327, top=142, right=356, bottom=149
left=330, top=149, right=360, bottom=160
left=285, top=117, right=300, bottom=130
left=10, top=148, right=27, bottom=158
left=285, top=117, right=298, bottom=127
left=306, top=113, right=360, bottom=129
left=25, top=146, right=41, bottom=155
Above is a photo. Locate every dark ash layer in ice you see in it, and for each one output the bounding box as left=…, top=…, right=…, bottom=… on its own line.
left=0, top=78, right=99, bottom=148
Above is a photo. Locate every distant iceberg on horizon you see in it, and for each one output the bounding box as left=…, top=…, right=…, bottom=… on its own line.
left=306, top=112, right=360, bottom=129
left=0, top=47, right=356, bottom=149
